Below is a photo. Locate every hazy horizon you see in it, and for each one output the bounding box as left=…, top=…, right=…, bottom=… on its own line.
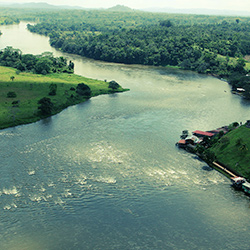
left=0, top=0, right=249, bottom=12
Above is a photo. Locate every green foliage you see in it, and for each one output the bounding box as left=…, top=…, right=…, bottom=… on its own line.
left=0, top=65, right=128, bottom=129
left=108, top=80, right=120, bottom=90
left=209, top=125, right=250, bottom=179
left=76, top=83, right=91, bottom=97
left=0, top=47, right=74, bottom=74
left=49, top=83, right=57, bottom=96
left=159, top=20, right=173, bottom=27
left=24, top=11, right=250, bottom=79
left=2, top=8, right=250, bottom=80
left=0, top=16, right=19, bottom=25
left=38, top=97, right=53, bottom=115
left=203, top=149, right=216, bottom=163
left=219, top=136, right=230, bottom=150
left=228, top=122, right=240, bottom=131
left=7, top=91, right=17, bottom=98
left=35, top=57, right=52, bottom=74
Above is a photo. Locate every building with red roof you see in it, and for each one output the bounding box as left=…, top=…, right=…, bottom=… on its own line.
left=192, top=130, right=215, bottom=138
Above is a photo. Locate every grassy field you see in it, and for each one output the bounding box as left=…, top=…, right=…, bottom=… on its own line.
left=209, top=125, right=250, bottom=179
left=0, top=66, right=127, bottom=129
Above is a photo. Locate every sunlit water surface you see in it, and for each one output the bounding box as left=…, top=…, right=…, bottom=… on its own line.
left=0, top=22, right=250, bottom=250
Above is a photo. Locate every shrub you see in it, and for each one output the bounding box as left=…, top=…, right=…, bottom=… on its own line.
left=76, top=83, right=91, bottom=97
left=7, top=91, right=17, bottom=98
left=108, top=80, right=120, bottom=90
left=49, top=83, right=57, bottom=96
left=38, top=97, right=53, bottom=115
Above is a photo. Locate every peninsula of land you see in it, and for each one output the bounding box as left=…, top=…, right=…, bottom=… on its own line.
left=0, top=66, right=128, bottom=130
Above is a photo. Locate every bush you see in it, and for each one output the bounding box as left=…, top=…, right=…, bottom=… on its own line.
left=49, top=83, right=57, bottom=96
left=76, top=83, right=91, bottom=97
left=38, top=97, right=53, bottom=115
left=108, top=80, right=120, bottom=90
left=7, top=91, right=17, bottom=98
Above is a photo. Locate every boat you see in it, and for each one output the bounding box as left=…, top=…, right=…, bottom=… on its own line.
left=230, top=176, right=246, bottom=189
left=242, top=182, right=250, bottom=195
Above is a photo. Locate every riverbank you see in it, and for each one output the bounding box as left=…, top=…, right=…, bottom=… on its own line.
left=0, top=66, right=128, bottom=130
left=177, top=122, right=250, bottom=181
left=209, top=124, right=250, bottom=180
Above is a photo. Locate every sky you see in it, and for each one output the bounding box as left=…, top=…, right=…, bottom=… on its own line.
left=1, top=0, right=250, bottom=12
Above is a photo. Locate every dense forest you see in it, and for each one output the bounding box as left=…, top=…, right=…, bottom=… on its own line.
left=0, top=15, right=19, bottom=25
left=0, top=46, right=74, bottom=74
left=1, top=7, right=250, bottom=97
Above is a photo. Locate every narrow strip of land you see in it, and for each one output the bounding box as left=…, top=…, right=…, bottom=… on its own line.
left=212, top=161, right=237, bottom=178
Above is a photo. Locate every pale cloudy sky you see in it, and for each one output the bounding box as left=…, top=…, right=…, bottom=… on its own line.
left=1, top=0, right=250, bottom=11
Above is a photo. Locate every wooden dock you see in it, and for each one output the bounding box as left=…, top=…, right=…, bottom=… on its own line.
left=212, top=161, right=237, bottom=178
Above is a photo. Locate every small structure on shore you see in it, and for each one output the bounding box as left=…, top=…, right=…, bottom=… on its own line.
left=176, top=130, right=214, bottom=149
left=192, top=130, right=215, bottom=138
left=236, top=88, right=245, bottom=92
left=176, top=123, right=250, bottom=197
left=230, top=176, right=250, bottom=196
left=242, top=182, right=250, bottom=195
left=231, top=176, right=246, bottom=189
left=176, top=126, right=230, bottom=150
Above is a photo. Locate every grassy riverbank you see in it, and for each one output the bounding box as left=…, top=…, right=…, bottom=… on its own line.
left=0, top=66, right=127, bottom=129
left=208, top=125, right=250, bottom=180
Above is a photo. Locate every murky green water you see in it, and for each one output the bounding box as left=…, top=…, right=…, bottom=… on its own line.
left=1, top=22, right=250, bottom=250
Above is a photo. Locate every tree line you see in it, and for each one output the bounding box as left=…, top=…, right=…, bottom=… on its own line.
left=0, top=46, right=74, bottom=74
left=0, top=16, right=19, bottom=25
left=1, top=8, right=250, bottom=97
left=26, top=13, right=250, bottom=79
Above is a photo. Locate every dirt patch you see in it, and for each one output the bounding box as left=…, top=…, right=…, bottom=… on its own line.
left=244, top=55, right=250, bottom=62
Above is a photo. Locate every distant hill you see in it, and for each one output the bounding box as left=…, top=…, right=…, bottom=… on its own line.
left=142, top=7, right=250, bottom=17
left=107, top=5, right=134, bottom=12
left=0, top=2, right=83, bottom=9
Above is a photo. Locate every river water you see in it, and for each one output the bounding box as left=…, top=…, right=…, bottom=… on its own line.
left=1, top=22, right=250, bottom=250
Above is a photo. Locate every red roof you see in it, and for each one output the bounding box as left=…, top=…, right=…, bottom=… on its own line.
left=192, top=130, right=215, bottom=137
left=178, top=139, right=186, bottom=144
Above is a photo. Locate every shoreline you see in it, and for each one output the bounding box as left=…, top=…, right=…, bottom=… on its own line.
left=176, top=123, right=250, bottom=195
left=0, top=66, right=129, bottom=130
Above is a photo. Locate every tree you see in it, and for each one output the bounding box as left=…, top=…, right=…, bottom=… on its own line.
left=7, top=91, right=17, bottom=98
left=21, top=54, right=38, bottom=70
left=204, top=149, right=216, bottom=163
left=234, top=58, right=246, bottom=74
left=49, top=83, right=57, bottom=96
left=69, top=60, right=75, bottom=70
left=108, top=80, right=120, bottom=90
left=76, top=83, right=91, bottom=97
left=35, top=57, right=52, bottom=74
left=159, top=20, right=173, bottom=27
left=38, top=97, right=53, bottom=115
left=243, top=84, right=250, bottom=100
left=10, top=76, right=15, bottom=81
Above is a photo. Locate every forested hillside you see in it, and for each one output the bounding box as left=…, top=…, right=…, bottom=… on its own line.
left=0, top=16, right=19, bottom=25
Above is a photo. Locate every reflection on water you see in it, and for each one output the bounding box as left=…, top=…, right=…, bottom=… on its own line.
left=0, top=22, right=250, bottom=250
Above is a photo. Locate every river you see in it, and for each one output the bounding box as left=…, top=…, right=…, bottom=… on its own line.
left=1, top=22, right=250, bottom=250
